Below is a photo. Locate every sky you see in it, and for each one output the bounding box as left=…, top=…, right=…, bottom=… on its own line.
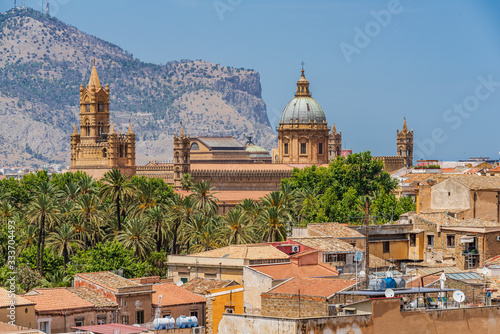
left=2, top=0, right=500, bottom=161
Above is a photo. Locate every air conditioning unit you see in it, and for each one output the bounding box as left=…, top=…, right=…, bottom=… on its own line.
left=192, top=327, right=202, bottom=334
left=496, top=236, right=500, bottom=241
left=291, top=245, right=300, bottom=253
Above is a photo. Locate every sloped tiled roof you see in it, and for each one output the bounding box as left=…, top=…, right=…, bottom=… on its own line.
left=290, top=237, right=355, bottom=252
left=451, top=176, right=500, bottom=190
left=190, top=163, right=293, bottom=171
left=0, top=287, right=35, bottom=308
left=486, top=255, right=500, bottom=266
left=75, top=272, right=141, bottom=292
left=266, top=277, right=354, bottom=298
left=183, top=277, right=239, bottom=295
left=249, top=262, right=338, bottom=280
left=368, top=255, right=392, bottom=269
left=417, top=213, right=500, bottom=228
left=187, top=244, right=289, bottom=260
left=307, top=223, right=365, bottom=239
left=407, top=275, right=441, bottom=288
left=23, top=288, right=94, bottom=312
left=66, top=287, right=117, bottom=308
left=152, top=284, right=205, bottom=306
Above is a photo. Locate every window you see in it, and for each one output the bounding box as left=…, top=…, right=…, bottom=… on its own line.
left=97, top=316, right=106, bottom=325
left=136, top=310, right=145, bottom=324
left=410, top=234, right=416, bottom=247
left=120, top=145, right=124, bottom=158
left=225, top=306, right=235, bottom=314
left=180, top=277, right=188, bottom=283
left=85, top=120, right=90, bottom=136
left=163, top=312, right=171, bottom=317
left=318, top=142, right=323, bottom=154
left=40, top=321, right=49, bottom=333
left=190, top=310, right=199, bottom=318
left=284, top=143, right=289, bottom=155
left=324, top=253, right=346, bottom=263
left=98, top=121, right=103, bottom=136
left=447, top=234, right=455, bottom=248
left=85, top=104, right=90, bottom=112
left=427, top=235, right=434, bottom=247
left=300, top=143, right=307, bottom=154
left=121, top=315, right=129, bottom=324
left=98, top=104, right=104, bottom=112
left=75, top=317, right=84, bottom=327
left=190, top=142, right=200, bottom=150
left=383, top=241, right=390, bottom=254
left=103, top=148, right=107, bottom=158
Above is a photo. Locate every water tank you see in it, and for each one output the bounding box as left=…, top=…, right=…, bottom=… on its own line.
left=176, top=315, right=198, bottom=328
left=393, top=277, right=406, bottom=289
left=369, top=279, right=386, bottom=291
left=153, top=317, right=175, bottom=330
left=383, top=277, right=397, bottom=289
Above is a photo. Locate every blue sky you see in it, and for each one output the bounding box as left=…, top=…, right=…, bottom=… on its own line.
left=2, top=0, right=500, bottom=161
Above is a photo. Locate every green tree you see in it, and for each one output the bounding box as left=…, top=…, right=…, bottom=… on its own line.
left=99, top=169, right=136, bottom=231
left=46, top=223, right=83, bottom=272
left=221, top=207, right=254, bottom=245
left=190, top=180, right=219, bottom=216
left=117, top=218, right=155, bottom=260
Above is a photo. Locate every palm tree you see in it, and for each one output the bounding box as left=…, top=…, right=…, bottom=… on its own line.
left=261, top=191, right=286, bottom=209
left=0, top=200, right=15, bottom=224
left=238, top=198, right=261, bottom=227
left=190, top=181, right=219, bottom=216
left=78, top=174, right=97, bottom=195
left=99, top=169, right=136, bottom=231
left=46, top=223, right=83, bottom=272
left=221, top=207, right=254, bottom=245
left=18, top=224, right=38, bottom=255
left=145, top=206, right=168, bottom=252
left=73, top=194, right=102, bottom=250
left=186, top=215, right=222, bottom=253
left=292, top=187, right=321, bottom=226
left=25, top=194, right=59, bottom=275
left=117, top=218, right=155, bottom=260
left=131, top=181, right=159, bottom=217
left=168, top=194, right=195, bottom=254
left=63, top=182, right=80, bottom=202
left=258, top=206, right=290, bottom=242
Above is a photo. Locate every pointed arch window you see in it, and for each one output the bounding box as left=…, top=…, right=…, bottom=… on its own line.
left=98, top=104, right=104, bottom=112
left=85, top=120, right=90, bottom=136
left=98, top=121, right=104, bottom=136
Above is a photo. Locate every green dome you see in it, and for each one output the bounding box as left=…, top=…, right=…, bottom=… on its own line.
left=246, top=144, right=268, bottom=152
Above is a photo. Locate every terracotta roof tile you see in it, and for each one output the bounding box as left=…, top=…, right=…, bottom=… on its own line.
left=289, top=237, right=355, bottom=252
left=249, top=262, right=338, bottom=280
left=187, top=244, right=289, bottom=260
left=183, top=277, right=239, bottom=295
left=451, top=176, right=500, bottom=190
left=266, top=277, right=354, bottom=298
left=489, top=166, right=500, bottom=172
left=307, top=223, right=365, bottom=239
left=66, top=287, right=117, bottom=308
left=23, top=288, right=94, bottom=312
left=0, top=287, right=35, bottom=308
left=152, top=284, right=205, bottom=306
left=75, top=271, right=141, bottom=292
left=417, top=213, right=500, bottom=228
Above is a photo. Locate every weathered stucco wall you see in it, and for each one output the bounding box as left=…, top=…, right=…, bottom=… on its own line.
left=431, top=179, right=470, bottom=211
left=242, top=267, right=272, bottom=314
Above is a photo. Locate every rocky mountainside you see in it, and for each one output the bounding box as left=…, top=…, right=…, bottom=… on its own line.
left=0, top=8, right=276, bottom=167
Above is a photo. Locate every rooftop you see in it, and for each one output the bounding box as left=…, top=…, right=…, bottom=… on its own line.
left=152, top=283, right=206, bottom=306
left=0, top=287, right=35, bottom=308
left=183, top=277, right=239, bottom=295
left=66, top=287, right=117, bottom=308
left=451, top=175, right=500, bottom=190
left=196, top=137, right=245, bottom=150
left=23, top=288, right=94, bottom=312
left=416, top=213, right=500, bottom=228
left=248, top=262, right=338, bottom=281
left=72, top=323, right=149, bottom=334
left=75, top=271, right=141, bottom=292
left=190, top=163, right=293, bottom=171
left=486, top=255, right=500, bottom=266
left=289, top=237, right=356, bottom=253
left=307, top=223, right=365, bottom=239
left=266, top=277, right=354, bottom=298
left=187, top=244, right=289, bottom=261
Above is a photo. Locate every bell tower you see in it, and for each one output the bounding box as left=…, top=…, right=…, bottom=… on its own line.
left=173, top=123, right=191, bottom=189
left=397, top=118, right=413, bottom=167
left=79, top=59, right=110, bottom=143
left=328, top=123, right=342, bottom=161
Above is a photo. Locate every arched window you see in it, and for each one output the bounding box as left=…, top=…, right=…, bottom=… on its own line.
left=98, top=121, right=104, bottom=136
left=190, top=142, right=199, bottom=150
left=103, top=148, right=107, bottom=158
left=85, top=120, right=90, bottom=136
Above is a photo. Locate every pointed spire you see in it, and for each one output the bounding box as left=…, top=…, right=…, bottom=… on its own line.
left=179, top=121, right=184, bottom=137
left=332, top=123, right=337, bottom=134
left=72, top=124, right=78, bottom=135
left=109, top=123, right=115, bottom=133
left=88, top=58, right=101, bottom=90
left=403, top=117, right=408, bottom=132
left=128, top=122, right=133, bottom=134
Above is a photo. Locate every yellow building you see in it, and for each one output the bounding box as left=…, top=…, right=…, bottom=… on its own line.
left=0, top=287, right=36, bottom=330
left=70, top=60, right=136, bottom=178
left=205, top=285, right=243, bottom=334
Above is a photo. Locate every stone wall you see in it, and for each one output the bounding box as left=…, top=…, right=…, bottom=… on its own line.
left=261, top=293, right=327, bottom=318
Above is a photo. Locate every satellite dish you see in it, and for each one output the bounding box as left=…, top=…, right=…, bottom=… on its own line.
left=453, top=290, right=466, bottom=303
left=176, top=280, right=184, bottom=287
left=482, top=267, right=490, bottom=276
left=359, top=270, right=366, bottom=277
left=386, top=271, right=393, bottom=278
left=385, top=289, right=395, bottom=298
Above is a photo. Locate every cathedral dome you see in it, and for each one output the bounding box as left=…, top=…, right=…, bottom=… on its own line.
left=279, top=70, right=327, bottom=124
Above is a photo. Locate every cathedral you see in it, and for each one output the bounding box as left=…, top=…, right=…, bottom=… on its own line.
left=70, top=61, right=136, bottom=178
left=69, top=62, right=413, bottom=195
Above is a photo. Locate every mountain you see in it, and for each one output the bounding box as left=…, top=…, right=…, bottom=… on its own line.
left=0, top=8, right=276, bottom=167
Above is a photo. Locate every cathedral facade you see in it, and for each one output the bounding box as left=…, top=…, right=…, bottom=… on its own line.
left=70, top=62, right=136, bottom=178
